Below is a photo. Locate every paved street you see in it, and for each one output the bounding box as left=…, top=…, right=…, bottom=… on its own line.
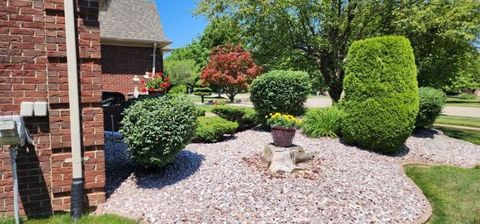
left=223, top=94, right=480, bottom=118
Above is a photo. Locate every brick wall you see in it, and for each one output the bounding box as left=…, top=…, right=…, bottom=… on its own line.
left=0, top=0, right=105, bottom=217
left=101, top=45, right=163, bottom=97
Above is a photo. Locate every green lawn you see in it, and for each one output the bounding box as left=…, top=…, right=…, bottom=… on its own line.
left=405, top=165, right=480, bottom=224
left=435, top=115, right=480, bottom=128
left=435, top=127, right=480, bottom=145
left=445, top=103, right=480, bottom=108
left=446, top=96, right=479, bottom=103
left=0, top=214, right=135, bottom=224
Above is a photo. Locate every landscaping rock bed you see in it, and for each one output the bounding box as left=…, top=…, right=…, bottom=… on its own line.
left=103, top=129, right=480, bottom=223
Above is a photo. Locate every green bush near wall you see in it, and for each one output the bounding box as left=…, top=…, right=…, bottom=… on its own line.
left=250, top=70, right=311, bottom=124
left=120, top=95, right=197, bottom=168
left=341, top=36, right=419, bottom=153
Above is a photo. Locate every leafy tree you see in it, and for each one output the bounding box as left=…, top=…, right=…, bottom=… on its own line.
left=447, top=52, right=480, bottom=93
left=166, top=17, right=242, bottom=73
left=197, top=0, right=480, bottom=102
left=197, top=0, right=398, bottom=102
left=201, top=44, right=262, bottom=102
left=167, top=41, right=210, bottom=71
left=393, top=0, right=480, bottom=89
left=164, top=59, right=199, bottom=91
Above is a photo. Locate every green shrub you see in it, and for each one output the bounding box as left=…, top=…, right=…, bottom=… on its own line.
left=195, top=108, right=206, bottom=117
left=416, top=87, right=446, bottom=128
left=250, top=70, right=311, bottom=124
left=193, top=116, right=239, bottom=143
left=193, top=87, right=212, bottom=103
left=341, top=36, right=419, bottom=154
left=169, top=85, right=187, bottom=94
left=459, top=93, right=476, bottom=100
left=211, top=106, right=257, bottom=130
left=302, top=107, right=345, bottom=138
left=120, top=95, right=197, bottom=168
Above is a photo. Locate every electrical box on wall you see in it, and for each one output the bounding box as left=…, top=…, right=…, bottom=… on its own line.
left=20, top=102, right=34, bottom=117
left=20, top=101, right=48, bottom=117
left=34, top=102, right=48, bottom=116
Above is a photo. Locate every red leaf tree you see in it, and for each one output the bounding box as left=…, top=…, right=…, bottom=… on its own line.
left=201, top=44, right=262, bottom=102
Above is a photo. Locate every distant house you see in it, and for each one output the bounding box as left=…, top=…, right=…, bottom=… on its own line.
left=99, top=0, right=171, bottom=99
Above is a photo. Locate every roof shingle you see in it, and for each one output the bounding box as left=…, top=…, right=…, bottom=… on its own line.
left=99, top=0, right=170, bottom=43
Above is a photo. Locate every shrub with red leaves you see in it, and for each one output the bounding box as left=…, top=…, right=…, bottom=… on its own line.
left=201, top=44, right=261, bottom=102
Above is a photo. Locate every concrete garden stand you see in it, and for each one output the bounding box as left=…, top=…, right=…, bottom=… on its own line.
left=261, top=144, right=315, bottom=173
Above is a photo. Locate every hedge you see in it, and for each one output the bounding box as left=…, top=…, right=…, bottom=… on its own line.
left=250, top=70, right=311, bottom=124
left=415, top=87, right=446, bottom=128
left=341, top=36, right=419, bottom=153
left=211, top=105, right=257, bottom=130
left=193, top=116, right=239, bottom=143
left=120, top=95, right=197, bottom=168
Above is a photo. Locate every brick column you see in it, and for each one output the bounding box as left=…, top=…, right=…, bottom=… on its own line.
left=0, top=0, right=105, bottom=217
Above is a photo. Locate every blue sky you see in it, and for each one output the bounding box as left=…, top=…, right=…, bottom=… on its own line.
left=156, top=0, right=208, bottom=49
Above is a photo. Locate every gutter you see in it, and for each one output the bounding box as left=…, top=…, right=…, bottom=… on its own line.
left=64, top=0, right=84, bottom=219
left=101, top=37, right=171, bottom=49
left=152, top=43, right=157, bottom=75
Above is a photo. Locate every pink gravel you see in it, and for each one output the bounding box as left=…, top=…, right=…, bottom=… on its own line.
left=103, top=129, right=480, bottom=223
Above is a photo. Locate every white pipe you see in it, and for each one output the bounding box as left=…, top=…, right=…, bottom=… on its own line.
left=64, top=0, right=83, bottom=180
left=152, top=43, right=157, bottom=74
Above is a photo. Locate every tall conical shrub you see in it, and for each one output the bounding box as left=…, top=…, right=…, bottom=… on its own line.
left=341, top=36, right=419, bottom=153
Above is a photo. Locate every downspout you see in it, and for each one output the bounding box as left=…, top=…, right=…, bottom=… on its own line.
left=64, top=0, right=84, bottom=219
left=152, top=43, right=157, bottom=74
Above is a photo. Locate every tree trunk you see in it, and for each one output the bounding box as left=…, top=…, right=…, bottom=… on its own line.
left=227, top=94, right=236, bottom=103
left=328, top=84, right=343, bottom=103
left=319, top=54, right=345, bottom=103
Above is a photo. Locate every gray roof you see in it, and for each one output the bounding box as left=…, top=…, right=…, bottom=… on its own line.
left=99, top=0, right=170, bottom=44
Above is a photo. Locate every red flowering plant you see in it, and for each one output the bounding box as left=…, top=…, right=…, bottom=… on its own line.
left=201, top=44, right=262, bottom=102
left=141, top=72, right=171, bottom=94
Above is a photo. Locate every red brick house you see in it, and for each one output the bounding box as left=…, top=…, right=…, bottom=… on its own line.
left=0, top=0, right=169, bottom=218
left=99, top=0, right=171, bottom=99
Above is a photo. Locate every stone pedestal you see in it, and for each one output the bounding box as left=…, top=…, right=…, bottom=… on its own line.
left=261, top=144, right=314, bottom=173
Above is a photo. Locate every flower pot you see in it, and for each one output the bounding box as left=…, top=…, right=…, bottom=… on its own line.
left=271, top=126, right=296, bottom=147
left=148, top=90, right=165, bottom=97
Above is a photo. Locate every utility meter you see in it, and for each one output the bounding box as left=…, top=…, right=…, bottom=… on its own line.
left=0, top=116, right=32, bottom=147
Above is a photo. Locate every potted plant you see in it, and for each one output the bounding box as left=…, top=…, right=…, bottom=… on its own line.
left=267, top=112, right=302, bottom=147
left=141, top=72, right=171, bottom=96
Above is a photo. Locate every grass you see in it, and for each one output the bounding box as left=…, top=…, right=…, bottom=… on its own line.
left=445, top=103, right=480, bottom=108
left=445, top=96, right=480, bottom=108
left=435, top=127, right=480, bottom=145
left=434, top=115, right=480, bottom=128
left=405, top=165, right=480, bottom=224
left=0, top=214, right=135, bottom=224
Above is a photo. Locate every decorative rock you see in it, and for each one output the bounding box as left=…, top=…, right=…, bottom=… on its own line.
left=261, top=144, right=315, bottom=173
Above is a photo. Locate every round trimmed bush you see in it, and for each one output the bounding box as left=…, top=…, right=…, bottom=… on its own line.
left=341, top=36, right=419, bottom=153
left=416, top=87, right=446, bottom=128
left=193, top=116, right=239, bottom=143
left=302, top=107, right=345, bottom=138
left=250, top=70, right=311, bottom=124
left=120, top=95, right=197, bottom=168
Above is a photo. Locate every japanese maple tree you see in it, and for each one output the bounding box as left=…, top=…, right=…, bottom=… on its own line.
left=201, top=44, right=261, bottom=102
